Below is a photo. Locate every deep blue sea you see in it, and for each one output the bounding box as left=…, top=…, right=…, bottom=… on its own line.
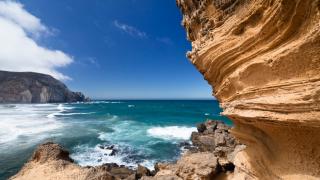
left=0, top=100, right=231, bottom=179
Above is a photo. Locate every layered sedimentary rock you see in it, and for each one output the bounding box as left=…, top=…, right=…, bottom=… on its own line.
left=0, top=71, right=88, bottom=103
left=176, top=0, right=320, bottom=179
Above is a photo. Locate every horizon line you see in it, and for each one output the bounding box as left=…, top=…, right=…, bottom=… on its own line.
left=89, top=98, right=216, bottom=101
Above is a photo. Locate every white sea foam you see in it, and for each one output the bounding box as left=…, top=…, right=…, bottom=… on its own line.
left=98, top=132, right=109, bottom=141
left=57, top=104, right=64, bottom=111
left=47, top=112, right=61, bottom=118
left=204, top=113, right=210, bottom=116
left=70, top=144, right=155, bottom=170
left=57, top=104, right=74, bottom=111
left=128, top=105, right=135, bottom=108
left=110, top=101, right=122, bottom=104
left=147, top=126, right=196, bottom=140
left=46, top=104, right=81, bottom=118
left=79, top=101, right=124, bottom=105
left=64, top=112, right=95, bottom=115
left=98, top=120, right=147, bottom=143
left=0, top=104, right=63, bottom=145
left=48, top=112, right=95, bottom=118
left=71, top=144, right=135, bottom=167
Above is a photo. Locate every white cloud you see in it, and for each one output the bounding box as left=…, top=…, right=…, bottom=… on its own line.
left=114, top=20, right=147, bottom=38
left=0, top=1, right=73, bottom=80
left=156, top=37, right=174, bottom=45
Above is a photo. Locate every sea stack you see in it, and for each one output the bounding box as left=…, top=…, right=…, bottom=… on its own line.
left=0, top=70, right=88, bottom=103
left=176, top=0, right=320, bottom=179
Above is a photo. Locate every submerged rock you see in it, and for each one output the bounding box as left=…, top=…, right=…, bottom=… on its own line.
left=0, top=70, right=89, bottom=103
left=99, top=144, right=118, bottom=156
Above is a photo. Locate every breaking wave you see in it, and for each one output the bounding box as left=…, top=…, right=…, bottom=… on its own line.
left=147, top=126, right=196, bottom=140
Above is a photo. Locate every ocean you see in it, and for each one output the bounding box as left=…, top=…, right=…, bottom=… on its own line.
left=0, top=100, right=231, bottom=179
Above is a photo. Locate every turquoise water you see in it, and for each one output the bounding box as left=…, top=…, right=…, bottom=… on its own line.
left=0, top=100, right=231, bottom=179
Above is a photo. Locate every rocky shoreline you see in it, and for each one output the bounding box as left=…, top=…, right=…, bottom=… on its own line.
left=11, top=120, right=243, bottom=180
left=146, top=120, right=245, bottom=180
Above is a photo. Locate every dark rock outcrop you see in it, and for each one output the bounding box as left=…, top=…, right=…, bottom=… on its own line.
left=191, top=120, right=242, bottom=161
left=0, top=70, right=88, bottom=103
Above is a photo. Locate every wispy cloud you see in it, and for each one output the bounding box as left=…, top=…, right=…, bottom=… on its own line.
left=0, top=0, right=73, bottom=80
left=77, top=57, right=100, bottom=68
left=113, top=20, right=147, bottom=39
left=156, top=37, right=174, bottom=45
left=87, top=57, right=100, bottom=68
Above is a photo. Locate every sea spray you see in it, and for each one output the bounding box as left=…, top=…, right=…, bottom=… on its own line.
left=147, top=126, right=196, bottom=140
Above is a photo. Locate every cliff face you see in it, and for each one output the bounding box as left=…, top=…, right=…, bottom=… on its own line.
left=176, top=0, right=320, bottom=179
left=0, top=71, right=88, bottom=103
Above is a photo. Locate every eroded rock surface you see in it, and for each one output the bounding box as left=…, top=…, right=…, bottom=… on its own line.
left=0, top=71, right=88, bottom=103
left=176, top=0, right=320, bottom=179
left=154, top=152, right=220, bottom=180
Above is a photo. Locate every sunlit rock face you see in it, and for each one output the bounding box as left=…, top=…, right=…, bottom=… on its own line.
left=176, top=0, right=320, bottom=179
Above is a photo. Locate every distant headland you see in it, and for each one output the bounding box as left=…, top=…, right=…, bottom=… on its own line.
left=0, top=70, right=89, bottom=103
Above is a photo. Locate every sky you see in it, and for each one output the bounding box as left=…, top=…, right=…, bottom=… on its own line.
left=0, top=0, right=213, bottom=99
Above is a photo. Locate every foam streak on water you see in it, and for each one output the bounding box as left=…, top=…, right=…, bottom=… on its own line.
left=0, top=104, right=63, bottom=146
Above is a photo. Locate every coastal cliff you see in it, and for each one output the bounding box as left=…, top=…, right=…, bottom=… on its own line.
left=176, top=0, right=320, bottom=179
left=0, top=71, right=88, bottom=103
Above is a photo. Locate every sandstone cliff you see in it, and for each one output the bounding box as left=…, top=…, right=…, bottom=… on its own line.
left=0, top=71, right=88, bottom=103
left=176, top=0, right=320, bottom=179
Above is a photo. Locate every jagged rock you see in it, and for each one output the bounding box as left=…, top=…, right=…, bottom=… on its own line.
left=176, top=0, right=320, bottom=179
left=102, top=163, right=135, bottom=179
left=99, top=144, right=119, bottom=156
left=191, top=132, right=216, bottom=151
left=31, top=142, right=73, bottom=163
left=191, top=120, right=240, bottom=158
left=137, top=164, right=152, bottom=178
left=153, top=152, right=220, bottom=180
left=0, top=70, right=89, bottom=103
left=141, top=175, right=182, bottom=180
left=196, top=123, right=207, bottom=133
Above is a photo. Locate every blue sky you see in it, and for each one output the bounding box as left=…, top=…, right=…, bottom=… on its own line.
left=1, top=0, right=213, bottom=99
